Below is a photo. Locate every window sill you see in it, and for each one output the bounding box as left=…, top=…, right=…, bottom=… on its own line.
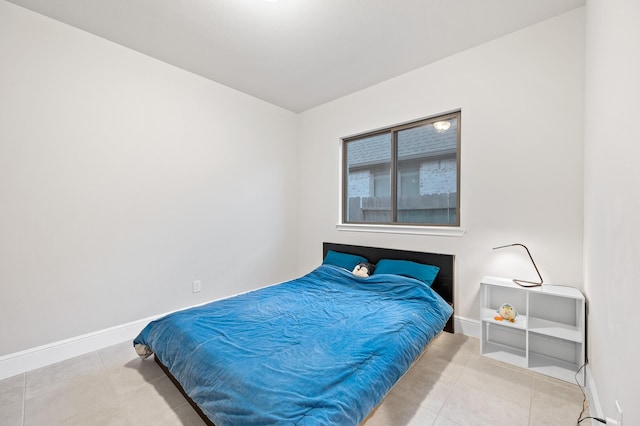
left=336, top=223, right=466, bottom=237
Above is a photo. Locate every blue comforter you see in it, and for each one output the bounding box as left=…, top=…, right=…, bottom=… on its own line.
left=133, top=264, right=453, bottom=425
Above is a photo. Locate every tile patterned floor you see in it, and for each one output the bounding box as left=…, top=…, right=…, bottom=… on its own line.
left=0, top=333, right=587, bottom=425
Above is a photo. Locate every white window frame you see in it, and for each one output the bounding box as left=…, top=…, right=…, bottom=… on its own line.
left=337, top=111, right=465, bottom=237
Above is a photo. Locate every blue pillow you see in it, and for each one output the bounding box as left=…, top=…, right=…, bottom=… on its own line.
left=322, top=250, right=368, bottom=271
left=373, top=259, right=440, bottom=286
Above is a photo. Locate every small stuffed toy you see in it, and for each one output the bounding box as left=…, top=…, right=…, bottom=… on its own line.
left=352, top=262, right=375, bottom=278
left=494, top=303, right=518, bottom=323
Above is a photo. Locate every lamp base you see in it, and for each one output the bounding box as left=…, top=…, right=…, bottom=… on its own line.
left=512, top=279, right=542, bottom=287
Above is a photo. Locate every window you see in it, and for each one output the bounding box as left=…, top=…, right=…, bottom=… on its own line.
left=342, top=111, right=460, bottom=227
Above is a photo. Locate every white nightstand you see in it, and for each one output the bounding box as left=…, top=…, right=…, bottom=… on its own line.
left=480, top=276, right=585, bottom=383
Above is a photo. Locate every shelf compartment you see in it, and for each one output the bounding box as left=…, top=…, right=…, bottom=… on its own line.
left=528, top=332, right=582, bottom=381
left=482, top=341, right=527, bottom=369
left=481, top=308, right=527, bottom=330
left=529, top=292, right=580, bottom=326
left=481, top=283, right=527, bottom=317
left=528, top=316, right=582, bottom=342
left=481, top=321, right=526, bottom=368
left=528, top=351, right=581, bottom=383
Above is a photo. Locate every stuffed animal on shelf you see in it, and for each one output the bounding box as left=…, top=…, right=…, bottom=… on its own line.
left=352, top=262, right=375, bottom=278
left=494, top=303, right=518, bottom=323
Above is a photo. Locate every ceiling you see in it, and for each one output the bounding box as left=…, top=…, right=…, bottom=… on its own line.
left=7, top=0, right=585, bottom=112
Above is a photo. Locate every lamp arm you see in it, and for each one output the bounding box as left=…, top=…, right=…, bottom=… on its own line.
left=492, top=243, right=544, bottom=287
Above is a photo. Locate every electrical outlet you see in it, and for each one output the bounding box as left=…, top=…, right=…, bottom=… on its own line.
left=192, top=280, right=202, bottom=293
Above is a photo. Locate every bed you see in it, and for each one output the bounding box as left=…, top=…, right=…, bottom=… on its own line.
left=133, top=243, right=455, bottom=425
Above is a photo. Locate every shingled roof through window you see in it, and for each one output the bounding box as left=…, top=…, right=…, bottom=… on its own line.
left=347, top=120, right=458, bottom=168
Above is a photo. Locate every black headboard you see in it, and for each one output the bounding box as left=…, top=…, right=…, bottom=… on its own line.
left=323, top=242, right=455, bottom=333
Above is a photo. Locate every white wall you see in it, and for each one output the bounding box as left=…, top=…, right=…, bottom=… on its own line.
left=0, top=1, right=299, bottom=356
left=584, top=0, right=640, bottom=423
left=297, top=9, right=586, bottom=323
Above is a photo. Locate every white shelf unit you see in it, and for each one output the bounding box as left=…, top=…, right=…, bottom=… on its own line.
left=480, top=276, right=585, bottom=383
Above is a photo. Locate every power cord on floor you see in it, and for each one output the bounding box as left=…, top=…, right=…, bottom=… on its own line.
left=578, top=417, right=606, bottom=424
left=575, top=361, right=606, bottom=425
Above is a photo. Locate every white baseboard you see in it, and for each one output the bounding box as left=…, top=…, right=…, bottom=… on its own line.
left=584, top=363, right=603, bottom=425
left=0, top=294, right=251, bottom=380
left=0, top=315, right=161, bottom=380
left=454, top=315, right=480, bottom=338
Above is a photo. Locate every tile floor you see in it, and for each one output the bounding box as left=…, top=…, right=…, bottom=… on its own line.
left=0, top=333, right=587, bottom=426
